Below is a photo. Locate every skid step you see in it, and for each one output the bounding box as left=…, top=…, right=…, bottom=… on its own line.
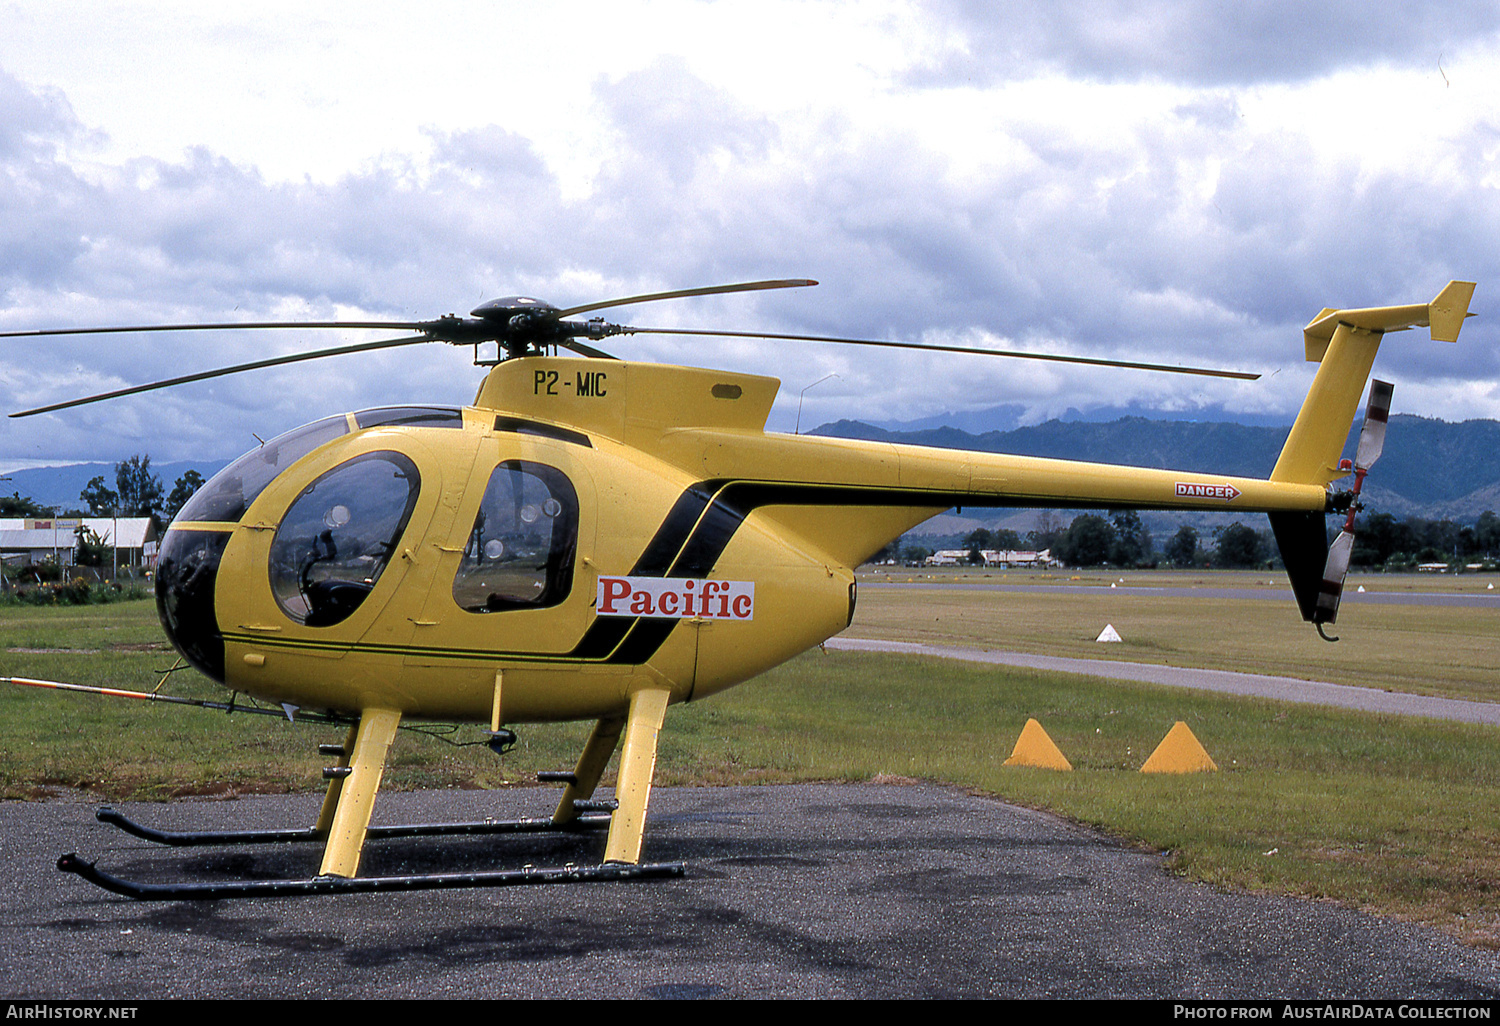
left=572, top=798, right=618, bottom=813
left=58, top=852, right=685, bottom=900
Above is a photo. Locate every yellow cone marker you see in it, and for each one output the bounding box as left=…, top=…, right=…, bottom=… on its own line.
left=1140, top=721, right=1218, bottom=773
left=1004, top=718, right=1072, bottom=771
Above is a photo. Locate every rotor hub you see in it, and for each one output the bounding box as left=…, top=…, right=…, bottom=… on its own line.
left=471, top=296, right=560, bottom=321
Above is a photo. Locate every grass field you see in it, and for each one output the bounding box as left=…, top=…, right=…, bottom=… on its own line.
left=2, top=576, right=1498, bottom=947
left=852, top=567, right=1500, bottom=703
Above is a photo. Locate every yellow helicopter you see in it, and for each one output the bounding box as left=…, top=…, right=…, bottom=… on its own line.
left=1, top=277, right=1476, bottom=899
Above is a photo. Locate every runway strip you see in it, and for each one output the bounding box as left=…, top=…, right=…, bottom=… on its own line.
left=861, top=581, right=1500, bottom=606
left=827, top=637, right=1500, bottom=726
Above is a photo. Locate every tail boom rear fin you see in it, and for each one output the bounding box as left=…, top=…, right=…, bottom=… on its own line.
left=1271, top=322, right=1382, bottom=486
left=1429, top=280, right=1477, bottom=343
left=1272, top=281, right=1474, bottom=487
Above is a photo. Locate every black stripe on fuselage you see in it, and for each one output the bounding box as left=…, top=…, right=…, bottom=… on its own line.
left=588, top=474, right=1286, bottom=665
left=600, top=479, right=988, bottom=663
left=554, top=482, right=718, bottom=662
left=630, top=483, right=718, bottom=576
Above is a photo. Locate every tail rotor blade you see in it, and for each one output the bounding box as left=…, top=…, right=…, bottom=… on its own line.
left=1314, top=380, right=1392, bottom=639
left=1315, top=530, right=1355, bottom=630
left=1355, top=380, right=1394, bottom=471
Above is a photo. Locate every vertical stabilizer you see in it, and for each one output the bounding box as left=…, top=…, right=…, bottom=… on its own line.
left=1429, top=280, right=1477, bottom=342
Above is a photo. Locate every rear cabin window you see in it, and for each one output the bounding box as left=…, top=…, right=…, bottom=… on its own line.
left=452, top=462, right=577, bottom=613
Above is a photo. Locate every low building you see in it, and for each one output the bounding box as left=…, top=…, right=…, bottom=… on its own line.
left=922, top=548, right=1058, bottom=568
left=0, top=517, right=159, bottom=569
left=982, top=549, right=1057, bottom=568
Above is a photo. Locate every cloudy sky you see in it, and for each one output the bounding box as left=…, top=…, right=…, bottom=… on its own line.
left=2, top=0, right=1498, bottom=471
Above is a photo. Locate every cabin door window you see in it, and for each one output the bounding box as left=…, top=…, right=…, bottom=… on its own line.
left=452, top=461, right=578, bottom=613
left=268, top=451, right=421, bottom=627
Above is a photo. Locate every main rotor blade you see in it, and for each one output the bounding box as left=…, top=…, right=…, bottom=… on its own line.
left=10, top=335, right=432, bottom=418
left=0, top=320, right=425, bottom=340
left=623, top=327, right=1260, bottom=380
left=557, top=338, right=619, bottom=360
left=553, top=279, right=818, bottom=319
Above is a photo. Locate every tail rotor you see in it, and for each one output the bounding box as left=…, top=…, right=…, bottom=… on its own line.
left=1313, top=380, right=1393, bottom=640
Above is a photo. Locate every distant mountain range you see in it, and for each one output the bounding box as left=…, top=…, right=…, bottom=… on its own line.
left=3, top=460, right=231, bottom=514
left=868, top=401, right=1299, bottom=434
left=810, top=414, right=1500, bottom=523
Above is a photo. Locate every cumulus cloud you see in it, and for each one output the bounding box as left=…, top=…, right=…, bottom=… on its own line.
left=920, top=1, right=1500, bottom=85
left=0, top=3, right=1497, bottom=467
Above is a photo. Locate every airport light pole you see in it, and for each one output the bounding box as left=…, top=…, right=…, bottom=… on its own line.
left=0, top=477, right=8, bottom=592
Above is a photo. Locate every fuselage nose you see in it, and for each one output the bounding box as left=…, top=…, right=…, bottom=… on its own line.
left=155, top=528, right=232, bottom=684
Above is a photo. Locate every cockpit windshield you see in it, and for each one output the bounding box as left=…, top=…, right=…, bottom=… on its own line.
left=176, top=415, right=350, bottom=524
left=172, top=407, right=462, bottom=524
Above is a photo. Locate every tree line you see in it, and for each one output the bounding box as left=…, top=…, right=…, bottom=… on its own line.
left=873, top=509, right=1500, bottom=570
left=77, top=455, right=204, bottom=522
left=1, top=455, right=204, bottom=523
left=1348, top=510, right=1500, bottom=569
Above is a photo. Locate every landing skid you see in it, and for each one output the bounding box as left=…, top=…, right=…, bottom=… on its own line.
left=57, top=851, right=684, bottom=900
left=65, top=805, right=683, bottom=900
left=57, top=693, right=681, bottom=900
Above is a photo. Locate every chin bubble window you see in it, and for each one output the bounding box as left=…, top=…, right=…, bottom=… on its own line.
left=269, top=451, right=421, bottom=627
left=453, top=461, right=578, bottom=613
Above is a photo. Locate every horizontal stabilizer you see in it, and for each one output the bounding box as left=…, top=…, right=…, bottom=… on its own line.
left=1275, top=284, right=1475, bottom=486
left=1303, top=280, right=1475, bottom=362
